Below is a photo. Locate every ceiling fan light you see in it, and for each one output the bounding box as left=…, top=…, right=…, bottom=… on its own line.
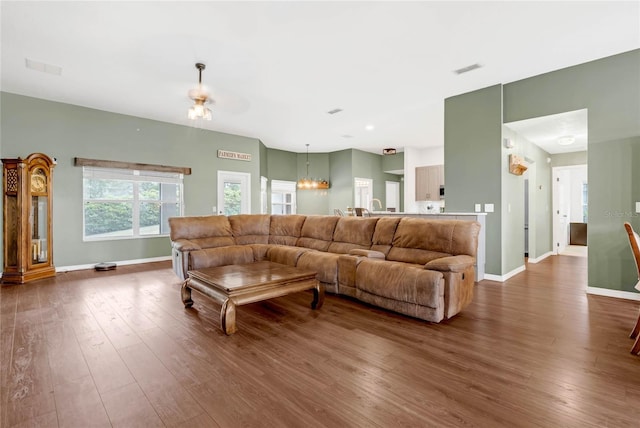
left=188, top=62, right=213, bottom=121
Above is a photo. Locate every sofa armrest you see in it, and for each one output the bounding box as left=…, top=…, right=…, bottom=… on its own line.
left=424, top=255, right=475, bottom=273
left=348, top=249, right=385, bottom=259
left=171, top=239, right=202, bottom=252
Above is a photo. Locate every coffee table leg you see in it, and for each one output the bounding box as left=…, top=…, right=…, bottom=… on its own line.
left=181, top=280, right=193, bottom=308
left=311, top=283, right=325, bottom=309
left=220, top=299, right=237, bottom=335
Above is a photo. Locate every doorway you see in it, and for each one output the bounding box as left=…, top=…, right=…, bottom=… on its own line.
left=553, top=165, right=588, bottom=256
left=354, top=177, right=373, bottom=210
left=217, top=171, right=251, bottom=215
left=385, top=181, right=400, bottom=212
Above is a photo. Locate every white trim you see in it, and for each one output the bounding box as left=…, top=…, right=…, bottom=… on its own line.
left=483, top=265, right=526, bottom=282
left=586, top=286, right=640, bottom=302
left=528, top=251, right=553, bottom=264
left=55, top=255, right=171, bottom=273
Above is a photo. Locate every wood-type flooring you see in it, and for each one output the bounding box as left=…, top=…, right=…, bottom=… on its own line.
left=1, top=255, right=639, bottom=427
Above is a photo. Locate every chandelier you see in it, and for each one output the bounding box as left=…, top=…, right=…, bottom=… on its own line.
left=297, top=144, right=329, bottom=190
left=187, top=63, right=212, bottom=121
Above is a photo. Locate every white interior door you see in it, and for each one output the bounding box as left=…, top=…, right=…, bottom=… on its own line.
left=218, top=171, right=251, bottom=215
left=385, top=181, right=400, bottom=211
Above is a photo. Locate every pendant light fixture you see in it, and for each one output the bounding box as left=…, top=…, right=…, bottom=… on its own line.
left=297, top=144, right=329, bottom=190
left=188, top=63, right=212, bottom=121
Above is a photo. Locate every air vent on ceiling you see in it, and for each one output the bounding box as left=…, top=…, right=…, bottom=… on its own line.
left=382, top=148, right=397, bottom=155
left=453, top=63, right=482, bottom=75
left=341, top=134, right=353, bottom=138
left=327, top=108, right=343, bottom=115
left=25, top=58, right=62, bottom=76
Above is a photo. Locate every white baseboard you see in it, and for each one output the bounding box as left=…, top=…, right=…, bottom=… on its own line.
left=528, top=251, right=553, bottom=264
left=483, top=265, right=526, bottom=283
left=586, top=286, right=640, bottom=302
left=56, top=255, right=172, bottom=273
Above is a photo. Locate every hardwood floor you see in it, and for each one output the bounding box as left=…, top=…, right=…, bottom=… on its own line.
left=1, top=255, right=639, bottom=427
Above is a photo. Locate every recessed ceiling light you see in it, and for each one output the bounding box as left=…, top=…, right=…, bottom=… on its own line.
left=25, top=58, right=62, bottom=76
left=453, top=63, right=482, bottom=75
left=365, top=124, right=375, bottom=131
left=557, top=135, right=575, bottom=146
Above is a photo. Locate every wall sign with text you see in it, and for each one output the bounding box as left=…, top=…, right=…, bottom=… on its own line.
left=217, top=150, right=252, bottom=162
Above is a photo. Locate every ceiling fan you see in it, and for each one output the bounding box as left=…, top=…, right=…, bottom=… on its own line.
left=187, top=62, right=213, bottom=120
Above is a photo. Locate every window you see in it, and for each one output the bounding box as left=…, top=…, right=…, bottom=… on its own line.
left=83, top=167, right=183, bottom=240
left=271, top=180, right=296, bottom=214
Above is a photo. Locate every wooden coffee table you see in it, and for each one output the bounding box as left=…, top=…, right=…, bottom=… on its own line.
left=182, top=261, right=324, bottom=335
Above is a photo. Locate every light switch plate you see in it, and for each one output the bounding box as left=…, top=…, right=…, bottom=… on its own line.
left=485, top=203, right=494, bottom=213
left=636, top=202, right=640, bottom=213
left=475, top=204, right=481, bottom=213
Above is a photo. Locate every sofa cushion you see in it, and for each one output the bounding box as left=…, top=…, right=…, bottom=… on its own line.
left=387, top=218, right=464, bottom=264
left=189, top=246, right=254, bottom=270
left=229, top=214, right=270, bottom=245
left=392, top=218, right=480, bottom=257
left=296, top=215, right=340, bottom=251
left=356, top=259, right=444, bottom=309
left=168, top=215, right=235, bottom=249
left=370, top=217, right=401, bottom=256
left=269, top=215, right=306, bottom=246
left=297, top=250, right=340, bottom=286
left=266, top=245, right=310, bottom=266
left=327, top=217, right=378, bottom=254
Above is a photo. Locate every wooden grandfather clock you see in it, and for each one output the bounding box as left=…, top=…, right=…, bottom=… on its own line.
left=2, top=153, right=56, bottom=284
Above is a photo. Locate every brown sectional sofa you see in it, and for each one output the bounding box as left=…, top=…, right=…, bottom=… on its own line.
left=169, top=214, right=480, bottom=323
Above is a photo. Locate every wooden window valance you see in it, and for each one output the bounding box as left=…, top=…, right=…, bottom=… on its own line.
left=74, top=157, right=191, bottom=175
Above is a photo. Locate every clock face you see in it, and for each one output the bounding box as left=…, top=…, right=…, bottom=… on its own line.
left=31, top=174, right=46, bottom=193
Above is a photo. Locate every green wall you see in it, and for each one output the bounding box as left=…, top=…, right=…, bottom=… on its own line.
left=296, top=151, right=331, bottom=215
left=382, top=151, right=404, bottom=172
left=352, top=149, right=401, bottom=208
left=445, top=85, right=504, bottom=275
left=589, top=137, right=640, bottom=292
left=445, top=49, right=640, bottom=288
left=503, top=49, right=640, bottom=291
left=1, top=93, right=263, bottom=267
left=329, top=149, right=353, bottom=213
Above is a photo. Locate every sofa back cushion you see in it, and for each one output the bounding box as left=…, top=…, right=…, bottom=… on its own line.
left=269, top=215, right=306, bottom=246
left=296, top=215, right=340, bottom=251
left=386, top=218, right=480, bottom=264
left=328, top=217, right=379, bottom=254
left=168, top=215, right=235, bottom=249
left=229, top=214, right=270, bottom=245
left=370, top=217, right=401, bottom=256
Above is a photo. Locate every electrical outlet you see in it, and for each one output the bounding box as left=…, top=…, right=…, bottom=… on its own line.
left=484, top=203, right=494, bottom=213
left=636, top=202, right=640, bottom=213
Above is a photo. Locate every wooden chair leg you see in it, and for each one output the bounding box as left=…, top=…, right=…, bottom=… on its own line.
left=631, top=335, right=640, bottom=355
left=630, top=308, right=640, bottom=339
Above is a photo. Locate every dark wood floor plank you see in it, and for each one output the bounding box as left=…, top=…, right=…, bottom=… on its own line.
left=100, top=382, right=164, bottom=427
left=52, top=374, right=111, bottom=428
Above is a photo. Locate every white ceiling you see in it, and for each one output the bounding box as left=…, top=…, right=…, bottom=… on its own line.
left=1, top=2, right=639, bottom=155
left=505, top=109, right=588, bottom=154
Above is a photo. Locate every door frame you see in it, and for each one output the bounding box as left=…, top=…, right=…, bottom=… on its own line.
left=217, top=171, right=251, bottom=215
